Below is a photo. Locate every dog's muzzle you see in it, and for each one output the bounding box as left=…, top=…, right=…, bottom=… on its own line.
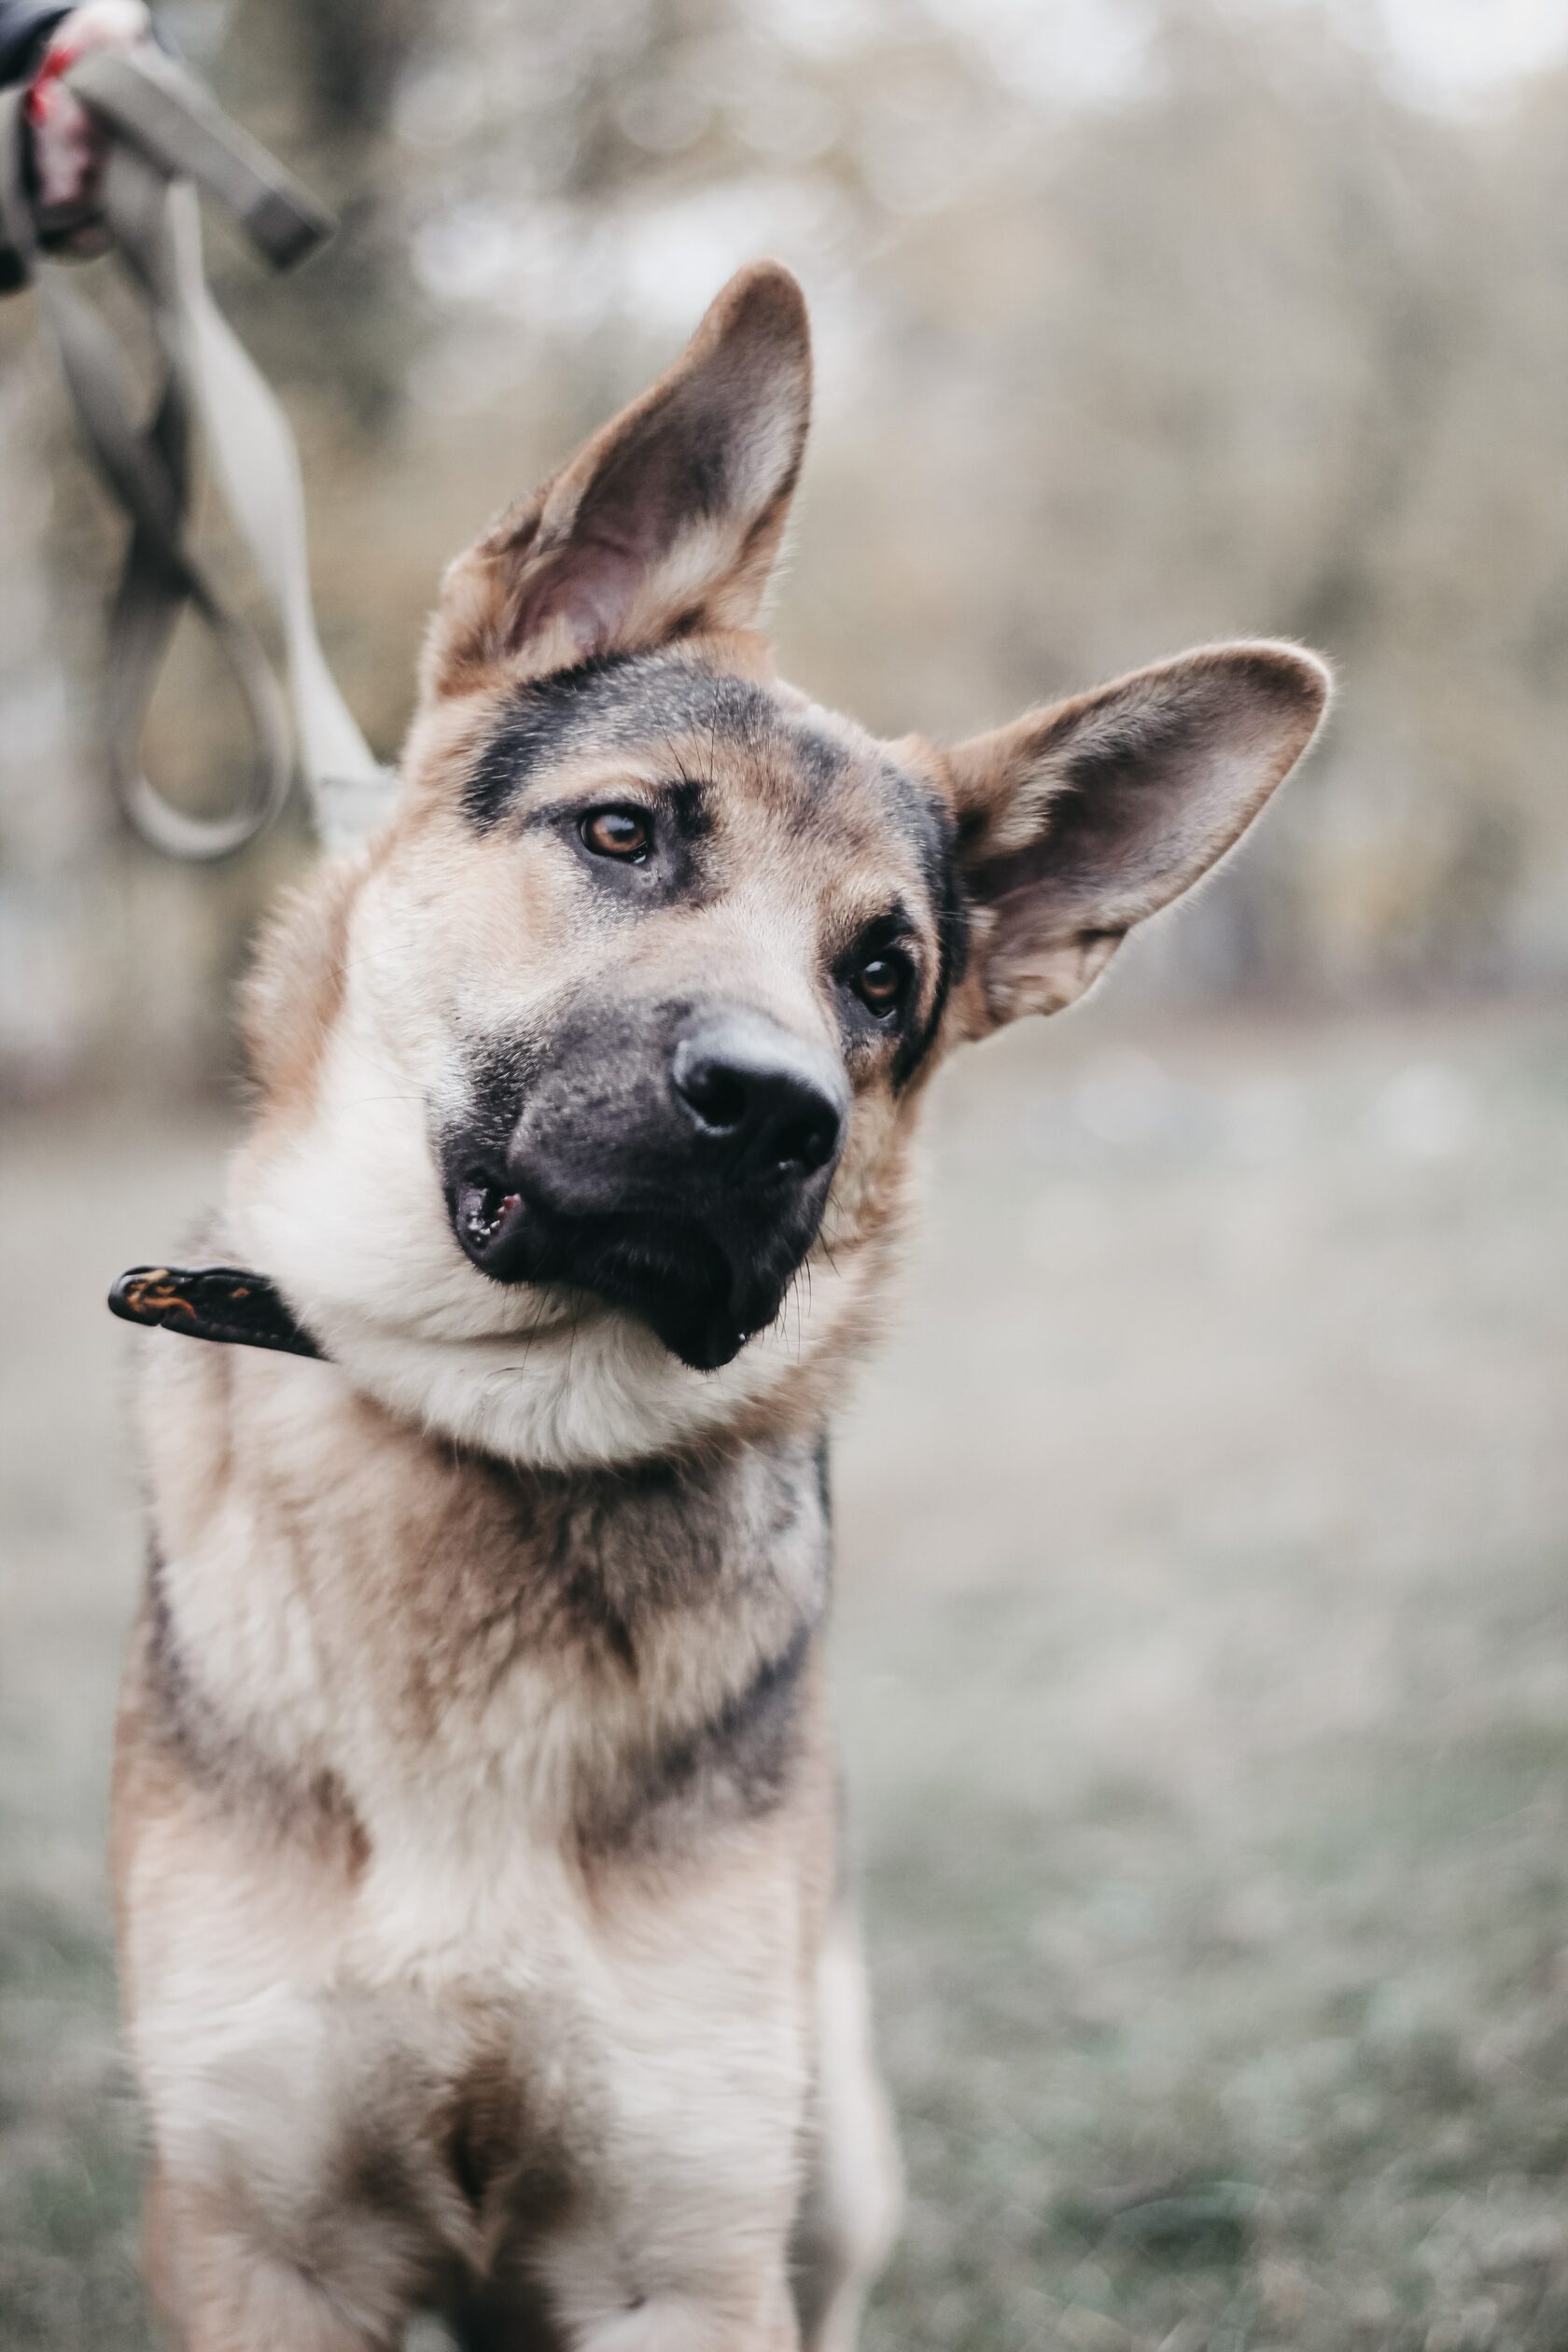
left=444, top=1007, right=847, bottom=1372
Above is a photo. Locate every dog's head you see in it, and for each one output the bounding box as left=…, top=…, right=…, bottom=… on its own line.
left=235, top=263, right=1328, bottom=1465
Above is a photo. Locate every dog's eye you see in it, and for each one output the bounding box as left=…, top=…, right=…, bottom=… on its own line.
left=581, top=807, right=651, bottom=861
left=853, top=953, right=908, bottom=1016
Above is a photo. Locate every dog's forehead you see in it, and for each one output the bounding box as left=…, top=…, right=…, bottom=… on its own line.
left=466, top=652, right=944, bottom=889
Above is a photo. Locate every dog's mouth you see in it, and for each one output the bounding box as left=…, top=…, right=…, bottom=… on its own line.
left=450, top=1172, right=800, bottom=1373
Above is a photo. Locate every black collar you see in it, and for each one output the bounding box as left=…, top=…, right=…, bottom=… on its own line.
left=109, top=1264, right=323, bottom=1359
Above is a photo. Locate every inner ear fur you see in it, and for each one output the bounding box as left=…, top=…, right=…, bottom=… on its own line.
left=943, top=640, right=1331, bottom=1029
left=422, top=261, right=812, bottom=701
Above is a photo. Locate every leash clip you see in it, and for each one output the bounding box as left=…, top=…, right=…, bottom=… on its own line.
left=109, top=1263, right=323, bottom=1358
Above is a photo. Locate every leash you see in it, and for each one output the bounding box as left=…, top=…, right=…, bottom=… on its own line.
left=109, top=1264, right=322, bottom=1356
left=3, top=41, right=390, bottom=1353
left=0, top=44, right=396, bottom=859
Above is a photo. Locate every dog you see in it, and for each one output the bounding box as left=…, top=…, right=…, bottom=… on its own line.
left=112, top=260, right=1329, bottom=2350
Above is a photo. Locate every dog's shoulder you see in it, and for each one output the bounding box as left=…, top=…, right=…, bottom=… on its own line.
left=130, top=1325, right=835, bottom=1885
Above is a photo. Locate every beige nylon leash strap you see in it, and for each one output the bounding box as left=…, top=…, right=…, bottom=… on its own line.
left=0, top=49, right=395, bottom=857
left=63, top=44, right=331, bottom=269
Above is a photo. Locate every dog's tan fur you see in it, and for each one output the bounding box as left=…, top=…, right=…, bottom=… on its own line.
left=114, top=262, right=1329, bottom=2348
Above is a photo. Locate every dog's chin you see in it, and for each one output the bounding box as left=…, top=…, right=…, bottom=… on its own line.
left=449, top=1177, right=798, bottom=1374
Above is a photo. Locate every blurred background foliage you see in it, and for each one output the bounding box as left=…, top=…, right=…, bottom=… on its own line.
left=1, top=0, right=1564, bottom=1092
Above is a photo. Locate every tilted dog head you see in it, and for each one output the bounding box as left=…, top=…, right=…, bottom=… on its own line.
left=233, top=262, right=1329, bottom=1467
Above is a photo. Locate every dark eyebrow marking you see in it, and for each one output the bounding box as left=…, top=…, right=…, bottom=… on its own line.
left=464, top=653, right=781, bottom=832
left=892, top=790, right=969, bottom=1089
left=663, top=776, right=714, bottom=843
left=841, top=899, right=917, bottom=961
left=466, top=652, right=643, bottom=830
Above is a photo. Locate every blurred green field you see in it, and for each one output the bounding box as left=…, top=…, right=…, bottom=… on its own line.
left=3, top=1005, right=1565, bottom=2350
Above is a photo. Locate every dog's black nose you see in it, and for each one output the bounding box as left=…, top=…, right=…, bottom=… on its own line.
left=672, top=1016, right=847, bottom=1179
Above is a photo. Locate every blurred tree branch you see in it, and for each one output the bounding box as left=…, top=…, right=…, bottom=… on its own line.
left=4, top=0, right=1566, bottom=1094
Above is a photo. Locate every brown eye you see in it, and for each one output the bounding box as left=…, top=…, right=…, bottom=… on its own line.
left=854, top=954, right=907, bottom=1015
left=581, top=807, right=651, bottom=861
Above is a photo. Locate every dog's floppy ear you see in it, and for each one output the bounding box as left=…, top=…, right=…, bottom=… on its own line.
left=424, top=262, right=811, bottom=697
left=943, top=642, right=1331, bottom=1031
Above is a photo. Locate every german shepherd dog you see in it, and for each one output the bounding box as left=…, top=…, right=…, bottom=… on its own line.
left=114, top=263, right=1329, bottom=2349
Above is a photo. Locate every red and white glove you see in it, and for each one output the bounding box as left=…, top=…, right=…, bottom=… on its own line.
left=28, top=0, right=150, bottom=252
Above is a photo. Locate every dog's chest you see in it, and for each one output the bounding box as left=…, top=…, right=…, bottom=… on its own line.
left=146, top=1342, right=831, bottom=1822
left=135, top=1344, right=833, bottom=2191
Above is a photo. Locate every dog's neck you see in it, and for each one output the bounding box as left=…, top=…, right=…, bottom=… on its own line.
left=140, top=1326, right=835, bottom=1869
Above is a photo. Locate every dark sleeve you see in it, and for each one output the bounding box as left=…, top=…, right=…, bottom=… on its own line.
left=0, top=1, right=67, bottom=290
left=0, top=0, right=70, bottom=85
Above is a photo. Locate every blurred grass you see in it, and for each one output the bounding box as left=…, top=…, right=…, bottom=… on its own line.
left=0, top=1895, right=148, bottom=2347
left=3, top=1005, right=1566, bottom=2349
left=856, top=1555, right=1568, bottom=2351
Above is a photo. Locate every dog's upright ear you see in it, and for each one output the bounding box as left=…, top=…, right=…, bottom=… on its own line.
left=423, top=262, right=812, bottom=699
left=942, top=642, right=1331, bottom=1032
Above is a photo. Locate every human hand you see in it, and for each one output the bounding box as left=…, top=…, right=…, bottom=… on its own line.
left=27, top=0, right=150, bottom=251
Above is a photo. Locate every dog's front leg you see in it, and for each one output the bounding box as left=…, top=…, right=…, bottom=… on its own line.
left=790, top=1906, right=903, bottom=2352
left=565, top=2274, right=801, bottom=2352
left=146, top=2175, right=405, bottom=2352
left=454, top=2269, right=799, bottom=2352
